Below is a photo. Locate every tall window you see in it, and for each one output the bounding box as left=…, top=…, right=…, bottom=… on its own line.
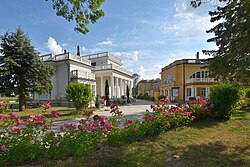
left=201, top=88, right=206, bottom=98
left=187, top=88, right=191, bottom=96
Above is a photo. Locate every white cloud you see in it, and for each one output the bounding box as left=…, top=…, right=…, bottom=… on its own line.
left=167, top=24, right=181, bottom=30
left=47, top=37, right=62, bottom=54
left=114, top=50, right=141, bottom=62
left=139, top=66, right=145, bottom=77
left=133, top=51, right=139, bottom=61
left=98, top=39, right=113, bottom=45
left=154, top=64, right=165, bottom=69
left=82, top=46, right=86, bottom=52
left=62, top=43, right=69, bottom=47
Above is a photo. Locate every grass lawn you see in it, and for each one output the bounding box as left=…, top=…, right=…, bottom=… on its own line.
left=8, top=107, right=99, bottom=121
left=47, top=107, right=250, bottom=167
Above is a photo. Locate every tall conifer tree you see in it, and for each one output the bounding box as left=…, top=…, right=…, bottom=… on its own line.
left=0, top=27, right=53, bottom=111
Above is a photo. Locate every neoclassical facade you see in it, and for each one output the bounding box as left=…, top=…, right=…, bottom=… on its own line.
left=34, top=51, right=133, bottom=101
left=83, top=52, right=133, bottom=98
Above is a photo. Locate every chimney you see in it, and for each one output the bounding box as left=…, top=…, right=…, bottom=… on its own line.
left=77, top=45, right=80, bottom=56
left=196, top=51, right=199, bottom=60
left=64, top=49, right=67, bottom=54
left=196, top=51, right=200, bottom=63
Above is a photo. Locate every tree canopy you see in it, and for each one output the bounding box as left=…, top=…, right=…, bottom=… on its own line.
left=0, top=27, right=54, bottom=111
left=192, top=0, right=250, bottom=83
left=47, top=0, right=105, bottom=34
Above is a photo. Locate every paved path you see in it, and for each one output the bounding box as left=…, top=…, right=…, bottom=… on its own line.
left=51, top=99, right=155, bottom=133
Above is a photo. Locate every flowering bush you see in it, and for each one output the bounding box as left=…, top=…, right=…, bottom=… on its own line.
left=0, top=98, right=212, bottom=165
left=107, top=98, right=211, bottom=146
left=0, top=101, right=7, bottom=113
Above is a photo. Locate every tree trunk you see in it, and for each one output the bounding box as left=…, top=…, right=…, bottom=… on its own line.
left=19, top=92, right=25, bottom=111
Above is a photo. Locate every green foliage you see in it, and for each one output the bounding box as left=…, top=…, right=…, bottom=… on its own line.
left=245, top=88, right=250, bottom=99
left=0, top=27, right=53, bottom=111
left=157, top=94, right=166, bottom=100
left=203, top=0, right=250, bottom=83
left=46, top=0, right=105, bottom=34
left=244, top=88, right=250, bottom=107
left=66, top=83, right=92, bottom=113
left=209, top=83, right=243, bottom=120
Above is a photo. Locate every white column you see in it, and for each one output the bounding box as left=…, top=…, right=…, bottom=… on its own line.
left=110, top=76, right=114, bottom=98
left=206, top=87, right=209, bottom=99
left=119, top=78, right=122, bottom=97
left=100, top=76, right=104, bottom=96
left=121, top=78, right=124, bottom=96
left=191, top=87, right=194, bottom=97
left=129, top=80, right=132, bottom=97
left=115, top=77, right=119, bottom=98
left=124, top=80, right=127, bottom=96
left=194, top=87, right=197, bottom=98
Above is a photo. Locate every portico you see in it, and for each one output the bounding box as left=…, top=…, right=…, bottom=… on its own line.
left=96, top=74, right=133, bottom=98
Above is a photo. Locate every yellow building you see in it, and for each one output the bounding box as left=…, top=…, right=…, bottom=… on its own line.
left=160, top=53, right=216, bottom=101
left=138, top=79, right=160, bottom=100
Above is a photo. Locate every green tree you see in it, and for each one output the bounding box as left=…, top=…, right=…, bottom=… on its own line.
left=46, top=0, right=105, bottom=34
left=0, top=27, right=54, bottom=111
left=192, top=0, right=250, bottom=83
left=66, top=83, right=92, bottom=114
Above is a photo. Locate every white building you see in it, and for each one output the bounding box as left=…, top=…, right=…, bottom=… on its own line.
left=34, top=51, right=133, bottom=101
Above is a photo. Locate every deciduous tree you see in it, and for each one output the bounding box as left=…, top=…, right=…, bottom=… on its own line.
left=47, top=0, right=105, bottom=34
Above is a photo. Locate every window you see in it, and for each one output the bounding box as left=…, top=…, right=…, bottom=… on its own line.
left=201, top=88, right=206, bottom=98
left=173, top=89, right=178, bottom=97
left=187, top=88, right=191, bottom=96
left=189, top=71, right=209, bottom=79
left=91, top=62, right=96, bottom=66
left=163, top=74, right=174, bottom=84
left=196, top=72, right=201, bottom=78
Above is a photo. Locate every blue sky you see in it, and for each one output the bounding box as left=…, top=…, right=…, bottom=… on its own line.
left=0, top=0, right=218, bottom=79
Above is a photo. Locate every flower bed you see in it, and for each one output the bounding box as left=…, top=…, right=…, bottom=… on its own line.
left=0, top=98, right=212, bottom=166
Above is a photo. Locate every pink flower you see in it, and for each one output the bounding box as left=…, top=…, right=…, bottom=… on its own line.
left=125, top=119, right=133, bottom=125
left=102, top=128, right=108, bottom=134
left=164, top=98, right=170, bottom=104
left=93, top=115, right=100, bottom=121
left=1, top=145, right=6, bottom=152
left=103, top=123, right=112, bottom=130
left=145, top=114, right=154, bottom=121
left=134, top=128, right=138, bottom=132
left=49, top=110, right=60, bottom=118
left=0, top=115, right=7, bottom=121
left=165, top=114, right=171, bottom=118
left=55, top=142, right=60, bottom=148
left=42, top=102, right=51, bottom=112
left=110, top=103, right=118, bottom=109
left=167, top=123, right=171, bottom=127
left=184, top=112, right=190, bottom=116
left=9, top=112, right=16, bottom=118
left=191, top=116, right=196, bottom=121
left=10, top=126, right=21, bottom=132
left=150, top=104, right=155, bottom=109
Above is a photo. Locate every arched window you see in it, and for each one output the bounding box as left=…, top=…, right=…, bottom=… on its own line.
left=189, top=71, right=209, bottom=79
left=163, top=75, right=174, bottom=84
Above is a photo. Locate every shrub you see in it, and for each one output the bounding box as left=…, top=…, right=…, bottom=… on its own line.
left=66, top=83, right=92, bottom=114
left=209, top=83, right=243, bottom=120
left=157, top=95, right=166, bottom=100
left=245, top=88, right=250, bottom=99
